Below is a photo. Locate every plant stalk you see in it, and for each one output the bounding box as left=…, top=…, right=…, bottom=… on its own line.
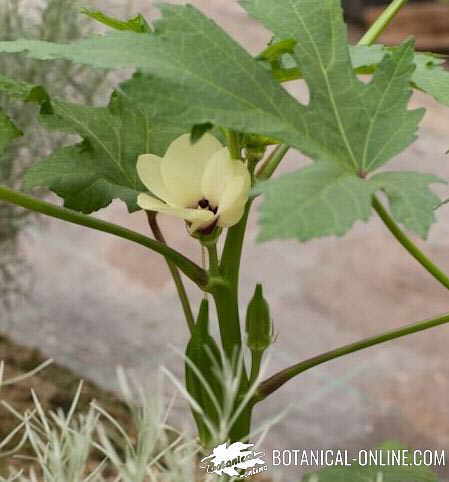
left=358, top=0, right=410, bottom=46
left=207, top=243, right=251, bottom=442
left=250, top=350, right=263, bottom=385
left=225, top=129, right=241, bottom=160
left=251, top=0, right=417, bottom=404
left=373, top=196, right=449, bottom=292
left=220, top=201, right=252, bottom=297
left=146, top=211, right=195, bottom=333
left=207, top=244, right=242, bottom=358
left=0, top=185, right=208, bottom=288
left=256, top=144, right=290, bottom=181
left=255, top=311, right=449, bottom=402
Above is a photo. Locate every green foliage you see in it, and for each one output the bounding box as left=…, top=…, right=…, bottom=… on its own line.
left=0, top=0, right=113, bottom=310
left=24, top=94, right=187, bottom=213
left=411, top=53, right=449, bottom=107
left=0, top=74, right=49, bottom=106
left=81, top=8, right=152, bottom=34
left=242, top=0, right=443, bottom=242
left=258, top=165, right=444, bottom=242
left=241, top=0, right=422, bottom=173
left=0, top=3, right=422, bottom=171
left=303, top=442, right=438, bottom=481
left=0, top=0, right=446, bottom=240
left=257, top=162, right=376, bottom=242
left=351, top=46, right=449, bottom=107
left=0, top=6, right=320, bottom=155
left=190, top=122, right=214, bottom=144
left=0, top=110, right=21, bottom=156
left=371, top=172, right=445, bottom=239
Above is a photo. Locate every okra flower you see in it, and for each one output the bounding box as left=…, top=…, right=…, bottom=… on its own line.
left=137, top=133, right=251, bottom=233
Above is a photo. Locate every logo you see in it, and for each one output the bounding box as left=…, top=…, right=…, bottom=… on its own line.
left=201, top=442, right=268, bottom=478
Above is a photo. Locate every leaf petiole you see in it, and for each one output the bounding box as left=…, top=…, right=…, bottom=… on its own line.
left=146, top=211, right=195, bottom=333
left=256, top=144, right=290, bottom=181
left=358, top=0, right=410, bottom=47
left=255, top=310, right=449, bottom=402
left=0, top=185, right=208, bottom=289
left=373, top=196, right=449, bottom=291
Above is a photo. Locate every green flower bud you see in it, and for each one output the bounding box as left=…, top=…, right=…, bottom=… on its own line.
left=245, top=284, right=273, bottom=352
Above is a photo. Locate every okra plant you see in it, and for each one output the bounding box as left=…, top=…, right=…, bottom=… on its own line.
left=0, top=0, right=449, bottom=448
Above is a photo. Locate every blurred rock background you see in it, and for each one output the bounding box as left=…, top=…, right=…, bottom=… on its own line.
left=2, top=0, right=449, bottom=479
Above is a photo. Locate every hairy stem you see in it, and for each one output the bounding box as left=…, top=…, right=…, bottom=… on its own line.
left=359, top=0, right=410, bottom=46
left=146, top=211, right=195, bottom=333
left=256, top=311, right=449, bottom=402
left=0, top=185, right=208, bottom=288
left=373, top=196, right=449, bottom=291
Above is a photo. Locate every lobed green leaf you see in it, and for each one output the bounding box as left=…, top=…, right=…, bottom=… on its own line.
left=24, top=94, right=188, bottom=213
left=241, top=0, right=423, bottom=174
left=256, top=162, right=376, bottom=242
left=371, top=171, right=445, bottom=239
left=351, top=45, right=449, bottom=107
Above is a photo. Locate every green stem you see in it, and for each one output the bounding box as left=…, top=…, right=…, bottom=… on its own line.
left=225, top=129, right=241, bottom=160
left=358, top=0, right=410, bottom=46
left=207, top=243, right=220, bottom=276
left=220, top=201, right=252, bottom=296
left=373, top=196, right=449, bottom=291
left=207, top=243, right=251, bottom=442
left=0, top=185, right=208, bottom=288
left=256, top=144, right=290, bottom=181
left=255, top=311, right=449, bottom=402
left=211, top=285, right=242, bottom=361
left=250, top=350, right=263, bottom=385
left=207, top=243, right=242, bottom=358
left=210, top=278, right=251, bottom=442
left=251, top=0, right=415, bottom=404
left=146, top=211, right=195, bottom=333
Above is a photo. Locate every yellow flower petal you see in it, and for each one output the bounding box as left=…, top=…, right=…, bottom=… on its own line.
left=187, top=210, right=218, bottom=234
left=137, top=192, right=168, bottom=211
left=137, top=193, right=215, bottom=232
left=217, top=165, right=251, bottom=227
left=218, top=201, right=246, bottom=228
left=137, top=154, right=173, bottom=203
left=201, top=147, right=235, bottom=208
left=161, top=133, right=223, bottom=207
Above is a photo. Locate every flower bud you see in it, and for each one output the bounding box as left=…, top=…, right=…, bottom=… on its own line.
left=245, top=284, right=273, bottom=352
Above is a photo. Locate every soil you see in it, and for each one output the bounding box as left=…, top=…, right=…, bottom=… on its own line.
left=0, top=334, right=131, bottom=477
